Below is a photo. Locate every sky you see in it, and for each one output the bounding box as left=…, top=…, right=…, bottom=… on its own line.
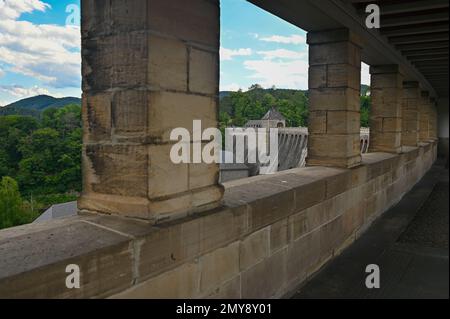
left=0, top=0, right=370, bottom=106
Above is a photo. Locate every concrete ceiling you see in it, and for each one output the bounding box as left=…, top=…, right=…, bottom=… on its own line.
left=348, top=0, right=449, bottom=98
left=248, top=0, right=449, bottom=98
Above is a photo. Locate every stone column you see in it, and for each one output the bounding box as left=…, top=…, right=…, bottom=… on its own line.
left=429, top=98, right=438, bottom=140
left=401, top=81, right=420, bottom=147
left=307, top=29, right=362, bottom=168
left=79, top=0, right=223, bottom=223
left=369, top=65, right=403, bottom=153
left=419, top=91, right=430, bottom=142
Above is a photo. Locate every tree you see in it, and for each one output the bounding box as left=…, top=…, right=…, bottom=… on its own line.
left=0, top=176, right=24, bottom=229
left=0, top=115, right=39, bottom=175
left=360, top=95, right=371, bottom=127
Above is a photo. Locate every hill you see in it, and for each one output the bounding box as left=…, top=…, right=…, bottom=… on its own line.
left=0, top=95, right=81, bottom=117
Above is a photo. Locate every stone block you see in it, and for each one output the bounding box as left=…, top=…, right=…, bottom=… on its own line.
left=382, top=117, right=402, bottom=133
left=189, top=162, right=220, bottom=191
left=326, top=170, right=353, bottom=198
left=307, top=154, right=362, bottom=169
left=308, top=134, right=360, bottom=159
left=84, top=144, right=148, bottom=198
left=307, top=29, right=362, bottom=47
left=78, top=192, right=150, bottom=219
left=289, top=210, right=309, bottom=241
left=112, top=262, right=200, bottom=299
left=241, top=248, right=287, bottom=299
left=137, top=207, right=246, bottom=280
left=147, top=0, right=219, bottom=47
left=270, top=218, right=289, bottom=254
left=286, top=230, right=320, bottom=284
left=0, top=221, right=133, bottom=298
left=371, top=73, right=403, bottom=89
left=199, top=242, right=240, bottom=294
left=148, top=35, right=188, bottom=91
left=112, top=90, right=148, bottom=134
left=83, top=93, right=112, bottom=142
left=239, top=227, right=270, bottom=271
left=308, top=65, right=327, bottom=89
left=327, top=64, right=360, bottom=90
left=189, top=48, right=218, bottom=95
left=226, top=181, right=294, bottom=231
left=83, top=33, right=148, bottom=92
left=309, top=88, right=360, bottom=112
left=148, top=91, right=218, bottom=142
left=326, top=110, right=360, bottom=134
left=147, top=185, right=223, bottom=222
left=203, top=275, right=241, bottom=299
left=293, top=178, right=327, bottom=212
left=308, top=110, right=327, bottom=134
left=81, top=1, right=112, bottom=38
left=309, top=42, right=361, bottom=67
left=148, top=144, right=189, bottom=198
left=319, top=215, right=345, bottom=259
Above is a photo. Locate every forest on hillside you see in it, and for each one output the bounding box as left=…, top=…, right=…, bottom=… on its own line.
left=0, top=105, right=81, bottom=229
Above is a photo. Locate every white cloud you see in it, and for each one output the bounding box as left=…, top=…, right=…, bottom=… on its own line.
left=0, top=0, right=50, bottom=20
left=259, top=34, right=306, bottom=45
left=257, top=49, right=306, bottom=60
left=361, top=62, right=371, bottom=85
left=244, top=59, right=309, bottom=90
left=220, top=83, right=242, bottom=92
left=0, top=84, right=53, bottom=98
left=220, top=47, right=252, bottom=61
left=0, top=0, right=81, bottom=88
left=0, top=67, right=4, bottom=78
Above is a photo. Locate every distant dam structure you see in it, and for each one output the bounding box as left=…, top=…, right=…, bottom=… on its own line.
left=220, top=127, right=370, bottom=182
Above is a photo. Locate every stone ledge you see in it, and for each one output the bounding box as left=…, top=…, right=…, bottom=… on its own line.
left=0, top=142, right=437, bottom=298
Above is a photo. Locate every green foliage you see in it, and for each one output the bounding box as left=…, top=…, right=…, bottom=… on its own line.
left=0, top=176, right=38, bottom=229
left=0, top=104, right=82, bottom=228
left=219, top=85, right=309, bottom=128
left=220, top=84, right=370, bottom=129
left=360, top=95, right=371, bottom=128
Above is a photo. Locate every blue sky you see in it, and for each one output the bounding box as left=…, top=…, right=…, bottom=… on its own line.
left=0, top=0, right=369, bottom=106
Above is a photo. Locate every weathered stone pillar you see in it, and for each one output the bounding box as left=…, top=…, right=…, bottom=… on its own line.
left=419, top=91, right=430, bottom=142
left=79, top=0, right=223, bottom=222
left=369, top=65, right=403, bottom=153
left=307, top=29, right=362, bottom=168
left=429, top=98, right=438, bottom=141
left=401, top=81, right=420, bottom=147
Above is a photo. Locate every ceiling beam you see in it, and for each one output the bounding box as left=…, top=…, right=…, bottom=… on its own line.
left=381, top=23, right=449, bottom=37
left=389, top=32, right=449, bottom=44
left=404, top=48, right=449, bottom=56
left=408, top=55, right=449, bottom=62
left=413, top=59, right=448, bottom=65
left=379, top=0, right=449, bottom=15
left=398, top=41, right=449, bottom=51
left=381, top=12, right=448, bottom=28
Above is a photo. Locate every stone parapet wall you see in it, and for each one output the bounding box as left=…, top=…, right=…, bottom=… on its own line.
left=0, top=142, right=437, bottom=299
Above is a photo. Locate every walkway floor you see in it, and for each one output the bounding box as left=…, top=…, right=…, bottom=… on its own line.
left=291, top=159, right=449, bottom=299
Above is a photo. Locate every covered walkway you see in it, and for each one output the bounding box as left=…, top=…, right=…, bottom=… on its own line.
left=292, top=160, right=449, bottom=299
